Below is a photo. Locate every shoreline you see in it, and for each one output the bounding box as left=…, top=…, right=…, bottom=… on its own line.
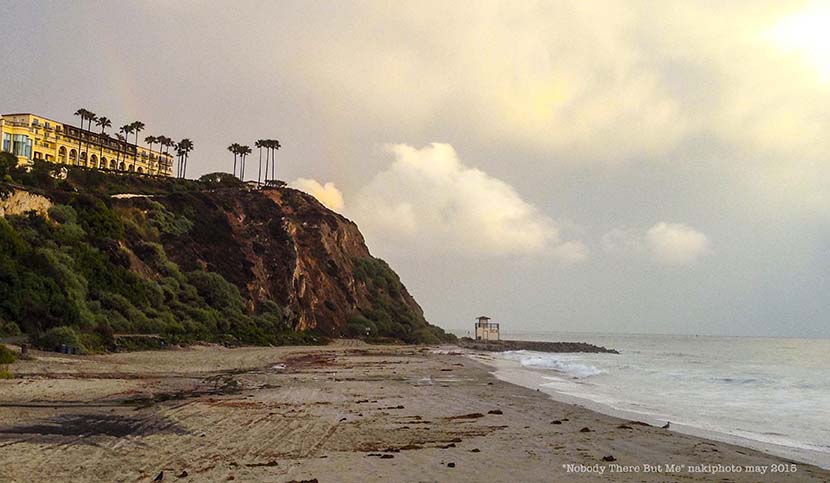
left=478, top=351, right=830, bottom=470
left=1, top=342, right=828, bottom=482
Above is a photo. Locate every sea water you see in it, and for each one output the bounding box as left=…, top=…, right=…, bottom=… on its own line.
left=480, top=332, right=830, bottom=468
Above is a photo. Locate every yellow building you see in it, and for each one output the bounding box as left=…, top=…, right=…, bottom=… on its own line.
left=0, top=113, right=173, bottom=176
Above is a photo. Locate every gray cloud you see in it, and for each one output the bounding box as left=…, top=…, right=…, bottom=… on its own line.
left=2, top=0, right=829, bottom=336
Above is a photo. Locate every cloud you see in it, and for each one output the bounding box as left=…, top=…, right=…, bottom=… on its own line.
left=289, top=2, right=830, bottom=165
left=603, top=223, right=710, bottom=265
left=290, top=178, right=345, bottom=212
left=350, top=143, right=586, bottom=260
left=645, top=222, right=711, bottom=266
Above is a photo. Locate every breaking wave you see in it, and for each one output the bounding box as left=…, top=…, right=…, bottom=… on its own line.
left=501, top=351, right=603, bottom=378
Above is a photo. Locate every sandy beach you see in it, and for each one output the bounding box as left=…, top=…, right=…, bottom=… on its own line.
left=1, top=342, right=827, bottom=482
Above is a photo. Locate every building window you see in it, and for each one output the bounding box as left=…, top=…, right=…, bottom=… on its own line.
left=12, top=135, right=32, bottom=159
left=2, top=133, right=10, bottom=152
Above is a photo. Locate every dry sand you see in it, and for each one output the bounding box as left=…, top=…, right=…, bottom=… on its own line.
left=1, top=341, right=827, bottom=482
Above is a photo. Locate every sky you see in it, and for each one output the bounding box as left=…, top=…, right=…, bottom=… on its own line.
left=1, top=0, right=828, bottom=337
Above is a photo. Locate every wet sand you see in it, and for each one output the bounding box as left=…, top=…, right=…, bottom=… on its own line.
left=1, top=342, right=827, bottom=482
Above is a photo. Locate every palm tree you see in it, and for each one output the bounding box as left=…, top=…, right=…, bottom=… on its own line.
left=83, top=111, right=97, bottom=164
left=178, top=138, right=194, bottom=178
left=95, top=116, right=112, bottom=164
left=255, top=140, right=264, bottom=186
left=269, top=139, right=281, bottom=182
left=144, top=135, right=157, bottom=153
left=130, top=121, right=145, bottom=167
left=119, top=124, right=133, bottom=170
left=114, top=133, right=126, bottom=169
left=228, top=143, right=241, bottom=178
left=144, top=135, right=157, bottom=173
left=153, top=136, right=166, bottom=175
left=130, top=121, right=145, bottom=146
left=73, top=108, right=89, bottom=166
left=239, top=145, right=251, bottom=181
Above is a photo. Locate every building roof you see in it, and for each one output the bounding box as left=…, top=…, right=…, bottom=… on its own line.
left=476, top=315, right=491, bottom=320
left=2, top=112, right=67, bottom=126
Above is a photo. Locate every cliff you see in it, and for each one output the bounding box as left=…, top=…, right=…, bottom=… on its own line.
left=0, top=161, right=453, bottom=349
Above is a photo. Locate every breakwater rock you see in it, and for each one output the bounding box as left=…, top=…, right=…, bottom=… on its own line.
left=457, top=338, right=618, bottom=354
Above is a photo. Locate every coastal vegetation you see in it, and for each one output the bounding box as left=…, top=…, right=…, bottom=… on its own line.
left=0, top=157, right=454, bottom=351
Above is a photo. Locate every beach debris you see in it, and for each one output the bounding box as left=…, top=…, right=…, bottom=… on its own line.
left=153, top=471, right=164, bottom=481
left=339, top=417, right=347, bottom=422
left=602, top=455, right=616, bottom=462
left=627, top=420, right=650, bottom=427
left=271, top=363, right=286, bottom=370
left=436, top=443, right=457, bottom=449
left=399, top=444, right=423, bottom=450
left=470, top=448, right=480, bottom=453
left=662, top=421, right=671, bottom=429
left=384, top=405, right=405, bottom=409
left=579, top=427, right=593, bottom=433
left=551, top=420, right=562, bottom=425
left=487, top=409, right=503, bottom=415
left=380, top=454, right=395, bottom=459
left=245, top=461, right=279, bottom=467
left=617, top=424, right=634, bottom=430
left=447, top=413, right=485, bottom=420
left=447, top=462, right=456, bottom=468
left=286, top=480, right=318, bottom=483
left=177, top=470, right=188, bottom=478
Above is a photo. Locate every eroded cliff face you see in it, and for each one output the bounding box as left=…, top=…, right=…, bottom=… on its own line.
left=116, top=187, right=425, bottom=335
left=0, top=189, right=52, bottom=218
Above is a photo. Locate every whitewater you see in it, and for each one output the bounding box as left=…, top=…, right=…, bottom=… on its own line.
left=484, top=332, right=830, bottom=469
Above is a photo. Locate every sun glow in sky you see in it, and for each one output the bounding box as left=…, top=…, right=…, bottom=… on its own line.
left=770, top=1, right=830, bottom=82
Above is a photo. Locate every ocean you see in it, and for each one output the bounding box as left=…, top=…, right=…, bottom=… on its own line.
left=474, top=331, right=830, bottom=469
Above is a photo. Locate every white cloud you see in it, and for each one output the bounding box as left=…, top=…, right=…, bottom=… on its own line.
left=603, top=223, right=710, bottom=266
left=350, top=143, right=586, bottom=260
left=290, top=178, right=345, bottom=212
left=645, top=222, right=711, bottom=266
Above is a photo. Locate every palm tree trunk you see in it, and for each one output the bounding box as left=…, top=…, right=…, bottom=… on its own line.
left=264, top=148, right=270, bottom=183
left=271, top=148, right=275, bottom=181
left=77, top=121, right=83, bottom=166
left=258, top=147, right=262, bottom=187
left=85, top=118, right=93, bottom=164
left=233, top=154, right=237, bottom=178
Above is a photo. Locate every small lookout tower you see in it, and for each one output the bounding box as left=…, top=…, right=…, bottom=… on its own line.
left=475, top=316, right=500, bottom=341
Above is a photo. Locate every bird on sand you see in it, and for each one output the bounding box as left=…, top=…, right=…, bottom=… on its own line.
left=661, top=421, right=671, bottom=429
left=153, top=471, right=164, bottom=481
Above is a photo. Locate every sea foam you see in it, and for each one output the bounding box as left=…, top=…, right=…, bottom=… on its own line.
left=501, top=350, right=603, bottom=378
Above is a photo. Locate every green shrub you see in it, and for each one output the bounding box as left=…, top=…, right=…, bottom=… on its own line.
left=0, top=345, right=17, bottom=364
left=0, top=152, right=18, bottom=178
left=0, top=318, right=21, bottom=337
left=48, top=204, right=78, bottom=224
left=36, top=326, right=87, bottom=353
